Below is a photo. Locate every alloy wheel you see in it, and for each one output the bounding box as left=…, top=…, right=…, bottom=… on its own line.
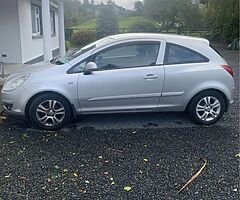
left=196, top=96, right=221, bottom=122
left=36, top=100, right=65, bottom=127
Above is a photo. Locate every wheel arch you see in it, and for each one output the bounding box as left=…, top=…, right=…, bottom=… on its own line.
left=186, top=88, right=229, bottom=112
left=25, top=91, right=77, bottom=120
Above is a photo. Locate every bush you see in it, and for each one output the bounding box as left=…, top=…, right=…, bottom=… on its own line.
left=128, top=21, right=157, bottom=33
left=71, top=30, right=96, bottom=46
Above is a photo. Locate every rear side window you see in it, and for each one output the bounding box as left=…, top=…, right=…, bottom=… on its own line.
left=164, top=43, right=209, bottom=65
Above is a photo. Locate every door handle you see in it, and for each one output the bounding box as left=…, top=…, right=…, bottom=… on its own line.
left=144, top=74, right=159, bottom=80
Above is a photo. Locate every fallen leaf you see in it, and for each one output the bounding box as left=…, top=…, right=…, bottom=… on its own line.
left=80, top=189, right=87, bottom=193
left=5, top=174, right=12, bottom=178
left=18, top=150, right=24, bottom=154
left=124, top=186, right=132, bottom=192
left=0, top=116, right=7, bottom=123
left=54, top=165, right=60, bottom=169
left=73, top=172, right=78, bottom=177
left=22, top=133, right=29, bottom=138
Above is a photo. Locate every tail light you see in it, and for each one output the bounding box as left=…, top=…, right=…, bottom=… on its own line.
left=221, top=65, right=234, bottom=77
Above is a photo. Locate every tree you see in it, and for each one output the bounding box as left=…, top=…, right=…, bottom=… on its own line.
left=134, top=1, right=144, bottom=16
left=63, top=0, right=94, bottom=26
left=206, top=0, right=239, bottom=41
left=144, top=0, right=202, bottom=31
left=96, top=5, right=119, bottom=38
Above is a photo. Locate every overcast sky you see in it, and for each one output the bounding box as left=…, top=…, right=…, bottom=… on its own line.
left=88, top=0, right=143, bottom=10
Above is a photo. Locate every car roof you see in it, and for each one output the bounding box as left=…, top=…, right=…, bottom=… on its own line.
left=106, top=33, right=210, bottom=46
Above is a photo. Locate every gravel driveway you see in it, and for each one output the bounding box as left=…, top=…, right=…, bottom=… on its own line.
left=0, top=46, right=239, bottom=199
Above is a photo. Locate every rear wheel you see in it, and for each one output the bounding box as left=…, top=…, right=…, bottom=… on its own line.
left=29, top=94, right=72, bottom=130
left=188, top=91, right=225, bottom=125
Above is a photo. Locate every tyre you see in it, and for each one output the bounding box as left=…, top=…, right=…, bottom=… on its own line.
left=187, top=91, right=226, bottom=125
left=29, top=93, right=72, bottom=130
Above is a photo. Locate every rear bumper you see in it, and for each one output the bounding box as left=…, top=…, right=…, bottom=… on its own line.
left=225, top=85, right=235, bottom=112
left=226, top=99, right=234, bottom=112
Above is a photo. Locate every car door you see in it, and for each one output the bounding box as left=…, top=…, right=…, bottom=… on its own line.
left=77, top=40, right=165, bottom=113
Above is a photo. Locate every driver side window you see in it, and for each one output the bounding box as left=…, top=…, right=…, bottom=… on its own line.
left=93, top=42, right=160, bottom=71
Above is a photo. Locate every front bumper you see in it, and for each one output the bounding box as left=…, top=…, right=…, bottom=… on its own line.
left=0, top=86, right=32, bottom=117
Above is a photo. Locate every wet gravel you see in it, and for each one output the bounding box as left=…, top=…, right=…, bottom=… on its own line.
left=0, top=46, right=239, bottom=199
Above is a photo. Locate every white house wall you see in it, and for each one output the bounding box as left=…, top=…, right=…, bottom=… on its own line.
left=0, top=0, right=22, bottom=63
left=18, top=0, right=60, bottom=63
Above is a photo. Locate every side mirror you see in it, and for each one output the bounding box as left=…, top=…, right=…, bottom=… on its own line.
left=84, top=62, right=98, bottom=75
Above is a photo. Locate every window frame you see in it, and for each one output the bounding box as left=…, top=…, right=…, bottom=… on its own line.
left=31, top=3, right=56, bottom=38
left=163, top=43, right=209, bottom=65
left=32, top=4, right=42, bottom=36
left=50, top=10, right=56, bottom=35
left=91, top=41, right=161, bottom=71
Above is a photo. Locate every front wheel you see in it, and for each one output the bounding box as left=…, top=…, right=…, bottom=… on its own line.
left=29, top=94, right=72, bottom=130
left=187, top=91, right=226, bottom=125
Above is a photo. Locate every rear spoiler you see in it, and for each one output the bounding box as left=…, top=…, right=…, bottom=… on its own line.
left=202, top=38, right=210, bottom=46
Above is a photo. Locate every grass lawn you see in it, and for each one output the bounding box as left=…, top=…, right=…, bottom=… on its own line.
left=71, top=16, right=155, bottom=31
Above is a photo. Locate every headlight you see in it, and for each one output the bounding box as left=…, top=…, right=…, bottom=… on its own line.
left=3, top=74, right=30, bottom=91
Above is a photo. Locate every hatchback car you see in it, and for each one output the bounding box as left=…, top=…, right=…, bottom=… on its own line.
left=1, top=33, right=234, bottom=130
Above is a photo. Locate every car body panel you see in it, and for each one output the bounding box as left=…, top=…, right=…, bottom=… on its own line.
left=1, top=86, right=31, bottom=116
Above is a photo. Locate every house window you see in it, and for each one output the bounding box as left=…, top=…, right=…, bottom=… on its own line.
left=50, top=11, right=56, bottom=35
left=31, top=4, right=42, bottom=36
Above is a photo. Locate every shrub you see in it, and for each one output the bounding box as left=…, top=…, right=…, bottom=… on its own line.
left=128, top=21, right=157, bottom=33
left=71, top=30, right=96, bottom=46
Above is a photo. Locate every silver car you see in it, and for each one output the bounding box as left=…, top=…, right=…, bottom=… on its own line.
left=0, top=33, right=235, bottom=130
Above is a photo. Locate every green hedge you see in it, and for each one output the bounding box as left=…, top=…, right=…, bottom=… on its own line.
left=128, top=21, right=157, bottom=33
left=71, top=30, right=96, bottom=46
